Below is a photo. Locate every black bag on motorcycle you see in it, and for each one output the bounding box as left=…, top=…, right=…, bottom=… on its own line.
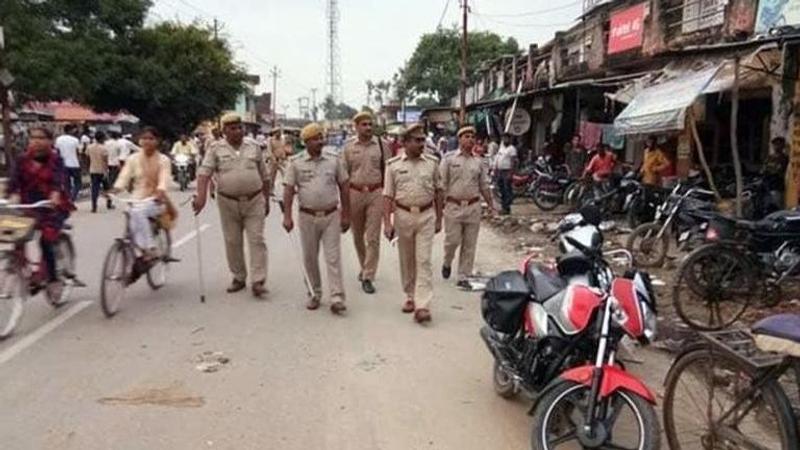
left=481, top=270, right=530, bottom=333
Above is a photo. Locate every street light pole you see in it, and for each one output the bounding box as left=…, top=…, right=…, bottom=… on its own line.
left=459, top=0, right=469, bottom=126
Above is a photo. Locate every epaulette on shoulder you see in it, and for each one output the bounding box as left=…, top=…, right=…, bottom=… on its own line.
left=423, top=153, right=439, bottom=163
left=323, top=148, right=340, bottom=157
left=387, top=155, right=402, bottom=165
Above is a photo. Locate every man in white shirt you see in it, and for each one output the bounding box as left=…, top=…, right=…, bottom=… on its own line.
left=493, top=134, right=518, bottom=215
left=106, top=131, right=123, bottom=185
left=117, top=134, right=140, bottom=167
left=55, top=125, right=83, bottom=201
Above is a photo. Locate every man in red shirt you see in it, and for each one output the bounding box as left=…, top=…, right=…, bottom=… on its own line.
left=583, top=144, right=617, bottom=182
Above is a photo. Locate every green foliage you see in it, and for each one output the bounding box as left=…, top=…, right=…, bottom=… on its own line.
left=321, top=96, right=358, bottom=120
left=97, top=23, right=246, bottom=135
left=398, top=27, right=519, bottom=105
left=2, top=0, right=245, bottom=135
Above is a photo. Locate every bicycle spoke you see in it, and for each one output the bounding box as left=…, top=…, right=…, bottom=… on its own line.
left=547, top=431, right=578, bottom=446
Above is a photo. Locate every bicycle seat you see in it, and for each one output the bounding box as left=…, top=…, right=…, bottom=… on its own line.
left=752, top=314, right=800, bottom=358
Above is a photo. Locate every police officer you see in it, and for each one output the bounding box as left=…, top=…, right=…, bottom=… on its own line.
left=441, top=126, right=495, bottom=288
left=342, top=111, right=391, bottom=294
left=193, top=113, right=271, bottom=298
left=383, top=123, right=443, bottom=324
left=282, top=123, right=351, bottom=314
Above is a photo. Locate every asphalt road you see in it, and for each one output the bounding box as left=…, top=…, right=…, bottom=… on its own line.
left=0, top=187, right=541, bottom=450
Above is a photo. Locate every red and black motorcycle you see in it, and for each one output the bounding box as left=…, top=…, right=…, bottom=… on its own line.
left=480, top=218, right=660, bottom=449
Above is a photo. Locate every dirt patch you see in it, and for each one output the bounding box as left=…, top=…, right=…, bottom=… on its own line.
left=98, top=381, right=204, bottom=408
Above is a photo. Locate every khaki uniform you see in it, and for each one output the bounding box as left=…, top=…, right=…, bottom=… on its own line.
left=383, top=153, right=441, bottom=309
left=341, top=137, right=391, bottom=281
left=441, top=150, right=489, bottom=281
left=199, top=138, right=269, bottom=284
left=285, top=150, right=348, bottom=301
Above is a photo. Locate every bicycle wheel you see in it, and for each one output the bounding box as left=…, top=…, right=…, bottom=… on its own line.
left=146, top=227, right=171, bottom=290
left=0, top=260, right=27, bottom=340
left=100, top=241, right=131, bottom=318
left=46, top=233, right=76, bottom=308
left=672, top=244, right=755, bottom=330
left=663, top=347, right=797, bottom=450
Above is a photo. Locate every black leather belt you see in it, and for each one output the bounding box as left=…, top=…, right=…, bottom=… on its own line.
left=395, top=202, right=434, bottom=213
left=299, top=206, right=338, bottom=217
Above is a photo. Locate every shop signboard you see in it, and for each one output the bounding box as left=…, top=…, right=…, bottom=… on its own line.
left=505, top=108, right=531, bottom=136
left=682, top=0, right=727, bottom=34
left=608, top=3, right=646, bottom=54
left=756, top=0, right=800, bottom=33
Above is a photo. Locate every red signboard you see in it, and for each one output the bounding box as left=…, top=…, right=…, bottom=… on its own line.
left=608, top=3, right=646, bottom=55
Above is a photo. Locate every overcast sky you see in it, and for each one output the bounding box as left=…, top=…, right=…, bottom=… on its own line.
left=149, top=0, right=582, bottom=117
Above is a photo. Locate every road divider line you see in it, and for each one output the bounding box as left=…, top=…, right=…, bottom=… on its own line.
left=172, top=224, right=210, bottom=249
left=0, top=225, right=210, bottom=367
left=0, top=301, right=92, bottom=366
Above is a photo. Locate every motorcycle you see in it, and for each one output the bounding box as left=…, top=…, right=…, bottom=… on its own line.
left=625, top=184, right=717, bottom=267
left=622, top=181, right=668, bottom=229
left=480, top=207, right=660, bottom=449
left=173, top=154, right=193, bottom=192
left=532, top=170, right=575, bottom=212
left=672, top=207, right=800, bottom=330
left=580, top=172, right=640, bottom=218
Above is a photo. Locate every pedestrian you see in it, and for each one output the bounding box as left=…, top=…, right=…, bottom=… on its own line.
left=565, top=134, right=587, bottom=177
left=383, top=123, right=443, bottom=324
left=282, top=123, right=351, bottom=314
left=193, top=113, right=270, bottom=298
left=106, top=131, right=122, bottom=186
left=441, top=126, right=495, bottom=288
left=583, top=143, right=617, bottom=183
left=494, top=133, right=518, bottom=215
left=640, top=135, right=670, bottom=187
left=55, top=125, right=83, bottom=201
left=341, top=111, right=391, bottom=294
left=87, top=131, right=113, bottom=213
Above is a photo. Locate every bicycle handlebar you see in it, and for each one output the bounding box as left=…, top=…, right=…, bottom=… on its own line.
left=106, top=194, right=157, bottom=205
left=0, top=199, right=54, bottom=209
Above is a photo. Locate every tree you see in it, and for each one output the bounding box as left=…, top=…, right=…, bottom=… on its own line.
left=398, top=27, right=519, bottom=105
left=96, top=23, right=246, bottom=135
left=1, top=1, right=245, bottom=136
left=321, top=95, right=358, bottom=120
left=1, top=0, right=152, bottom=102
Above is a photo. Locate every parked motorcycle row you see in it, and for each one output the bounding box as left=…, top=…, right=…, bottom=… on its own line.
left=478, top=163, right=800, bottom=448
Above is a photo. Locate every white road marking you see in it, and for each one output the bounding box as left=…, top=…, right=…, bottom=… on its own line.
left=0, top=300, right=92, bottom=366
left=0, top=224, right=210, bottom=367
left=172, top=224, right=210, bottom=249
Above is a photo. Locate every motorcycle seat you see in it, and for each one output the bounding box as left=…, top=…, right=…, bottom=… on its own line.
left=525, top=264, right=566, bottom=302
left=752, top=314, right=800, bottom=358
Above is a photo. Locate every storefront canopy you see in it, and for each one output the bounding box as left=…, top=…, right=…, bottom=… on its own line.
left=613, top=44, right=780, bottom=136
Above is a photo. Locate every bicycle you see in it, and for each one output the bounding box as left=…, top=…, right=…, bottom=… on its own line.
left=100, top=195, right=173, bottom=318
left=0, top=200, right=80, bottom=339
left=662, top=314, right=800, bottom=449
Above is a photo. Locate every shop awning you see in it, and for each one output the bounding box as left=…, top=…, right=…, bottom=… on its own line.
left=613, top=63, right=722, bottom=135
left=613, top=44, right=780, bottom=136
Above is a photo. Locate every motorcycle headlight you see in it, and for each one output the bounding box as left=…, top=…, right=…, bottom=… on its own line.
left=175, top=154, right=190, bottom=163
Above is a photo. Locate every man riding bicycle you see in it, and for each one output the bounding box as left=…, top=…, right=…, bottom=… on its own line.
left=8, top=126, right=75, bottom=296
left=108, top=127, right=175, bottom=265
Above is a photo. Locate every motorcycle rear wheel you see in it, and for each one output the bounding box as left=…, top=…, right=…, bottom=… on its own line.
left=532, top=180, right=561, bottom=211
left=626, top=222, right=669, bottom=268
left=530, top=380, right=660, bottom=450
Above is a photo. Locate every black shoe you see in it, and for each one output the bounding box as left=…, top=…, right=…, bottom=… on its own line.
left=456, top=280, right=471, bottom=290
left=362, top=279, right=376, bottom=294
left=441, top=265, right=451, bottom=280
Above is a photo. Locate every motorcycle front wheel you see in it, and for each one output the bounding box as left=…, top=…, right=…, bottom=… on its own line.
left=626, top=222, right=669, bottom=268
left=530, top=380, right=660, bottom=450
left=532, top=179, right=561, bottom=211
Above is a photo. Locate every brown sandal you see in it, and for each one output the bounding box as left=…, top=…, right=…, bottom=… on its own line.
left=330, top=301, right=347, bottom=315
left=306, top=297, right=321, bottom=310
left=402, top=299, right=415, bottom=314
left=414, top=308, right=431, bottom=324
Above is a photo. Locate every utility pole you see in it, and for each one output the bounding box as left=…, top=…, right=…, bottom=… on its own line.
left=311, top=88, right=318, bottom=121
left=270, top=66, right=280, bottom=127
left=459, top=0, right=469, bottom=125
